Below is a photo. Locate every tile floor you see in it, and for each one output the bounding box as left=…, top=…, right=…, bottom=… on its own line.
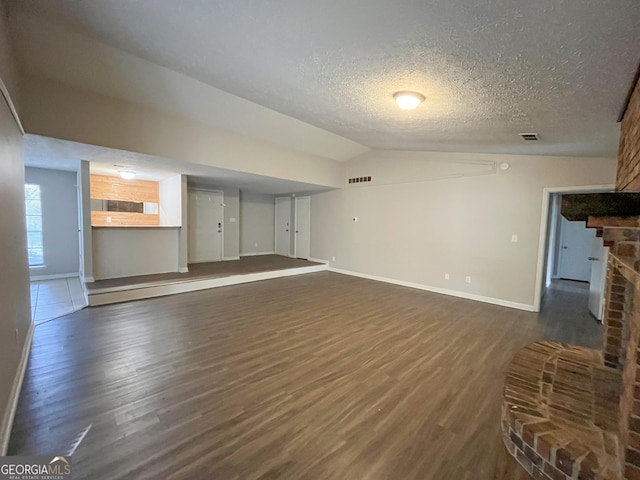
left=30, top=277, right=87, bottom=324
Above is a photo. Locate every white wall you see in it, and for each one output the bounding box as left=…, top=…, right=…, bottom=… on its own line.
left=159, top=174, right=182, bottom=226
left=240, top=191, right=275, bottom=255
left=92, top=227, right=180, bottom=280
left=78, top=160, right=93, bottom=282
left=25, top=167, right=79, bottom=277
left=310, top=151, right=617, bottom=310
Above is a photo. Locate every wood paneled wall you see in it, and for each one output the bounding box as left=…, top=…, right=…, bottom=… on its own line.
left=90, top=174, right=159, bottom=226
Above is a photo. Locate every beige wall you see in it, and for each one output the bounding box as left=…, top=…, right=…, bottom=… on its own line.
left=240, top=191, right=275, bottom=255
left=92, top=227, right=180, bottom=280
left=0, top=1, right=31, bottom=451
left=310, top=151, right=617, bottom=309
left=19, top=75, right=345, bottom=189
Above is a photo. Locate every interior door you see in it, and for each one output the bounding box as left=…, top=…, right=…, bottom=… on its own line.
left=188, top=190, right=223, bottom=262
left=558, top=217, right=595, bottom=282
left=275, top=197, right=291, bottom=257
left=588, top=236, right=610, bottom=321
left=294, top=197, right=310, bottom=260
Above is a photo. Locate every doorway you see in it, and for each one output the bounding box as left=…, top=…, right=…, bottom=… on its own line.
left=275, top=197, right=291, bottom=257
left=536, top=185, right=614, bottom=319
left=294, top=196, right=310, bottom=260
left=188, top=189, right=224, bottom=263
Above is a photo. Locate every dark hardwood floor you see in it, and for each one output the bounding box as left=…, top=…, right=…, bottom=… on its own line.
left=8, top=274, right=602, bottom=479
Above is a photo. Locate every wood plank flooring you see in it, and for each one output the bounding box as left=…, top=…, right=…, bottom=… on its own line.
left=8, top=274, right=602, bottom=479
left=86, top=255, right=321, bottom=292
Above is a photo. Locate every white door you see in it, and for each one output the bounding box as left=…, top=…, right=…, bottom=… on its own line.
left=188, top=190, right=224, bottom=262
left=588, top=236, right=610, bottom=321
left=275, top=197, right=291, bottom=257
left=294, top=197, right=310, bottom=260
left=558, top=217, right=595, bottom=282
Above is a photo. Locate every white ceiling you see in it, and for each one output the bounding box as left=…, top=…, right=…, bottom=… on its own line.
left=24, top=135, right=332, bottom=195
left=7, top=0, right=640, bottom=157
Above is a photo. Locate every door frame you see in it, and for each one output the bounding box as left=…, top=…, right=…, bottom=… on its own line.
left=274, top=196, right=292, bottom=257
left=534, top=184, right=614, bottom=312
left=188, top=188, right=224, bottom=263
left=294, top=196, right=311, bottom=259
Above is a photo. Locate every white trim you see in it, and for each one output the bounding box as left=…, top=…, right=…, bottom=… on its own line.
left=308, top=257, right=329, bottom=264
left=178, top=267, right=189, bottom=273
left=30, top=272, right=78, bottom=281
left=533, top=184, right=614, bottom=312
left=294, top=196, right=311, bottom=260
left=0, top=76, right=24, bottom=135
left=83, top=276, right=95, bottom=283
left=1, top=322, right=34, bottom=455
left=223, top=256, right=240, bottom=261
left=240, top=251, right=276, bottom=257
left=328, top=267, right=536, bottom=312
left=275, top=197, right=292, bottom=257
left=88, top=264, right=328, bottom=306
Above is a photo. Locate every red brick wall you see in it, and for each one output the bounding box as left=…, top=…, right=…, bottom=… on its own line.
left=617, top=77, right=640, bottom=191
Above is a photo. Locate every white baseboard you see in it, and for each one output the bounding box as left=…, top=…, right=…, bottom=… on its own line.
left=30, top=272, right=78, bottom=281
left=88, top=263, right=329, bottom=306
left=308, top=257, right=329, bottom=264
left=223, top=256, right=241, bottom=261
left=83, top=276, right=95, bottom=283
left=178, top=267, right=189, bottom=273
left=240, top=251, right=276, bottom=257
left=328, top=267, right=536, bottom=312
left=1, top=321, right=35, bottom=455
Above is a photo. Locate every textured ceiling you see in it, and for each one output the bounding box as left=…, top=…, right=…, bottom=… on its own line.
left=7, top=0, right=640, bottom=156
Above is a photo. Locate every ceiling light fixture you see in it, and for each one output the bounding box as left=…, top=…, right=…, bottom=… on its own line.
left=118, top=170, right=136, bottom=180
left=393, top=91, right=425, bottom=111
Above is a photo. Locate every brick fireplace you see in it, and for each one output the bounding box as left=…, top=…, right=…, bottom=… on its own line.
left=501, top=71, right=640, bottom=480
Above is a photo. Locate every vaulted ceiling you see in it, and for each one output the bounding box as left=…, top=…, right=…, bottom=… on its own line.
left=6, top=0, right=640, bottom=158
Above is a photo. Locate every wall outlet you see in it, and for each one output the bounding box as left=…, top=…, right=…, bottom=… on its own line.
left=444, top=273, right=450, bottom=280
left=254, top=242, right=258, bottom=248
left=511, top=234, right=518, bottom=243
left=106, top=216, right=112, bottom=223
left=230, top=217, right=236, bottom=223
left=332, top=256, right=336, bottom=261
left=465, top=276, right=471, bottom=283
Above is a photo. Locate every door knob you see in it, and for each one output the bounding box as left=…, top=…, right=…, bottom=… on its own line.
left=588, top=257, right=598, bottom=261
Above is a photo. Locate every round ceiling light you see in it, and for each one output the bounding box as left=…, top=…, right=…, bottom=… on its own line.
left=393, top=91, right=425, bottom=111
left=118, top=170, right=136, bottom=180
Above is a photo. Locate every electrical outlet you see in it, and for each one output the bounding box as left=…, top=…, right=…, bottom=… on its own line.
left=465, top=276, right=471, bottom=283
left=444, top=273, right=450, bottom=280
left=106, top=216, right=112, bottom=223
left=332, top=256, right=336, bottom=261
left=511, top=234, right=518, bottom=243
left=254, top=242, right=258, bottom=248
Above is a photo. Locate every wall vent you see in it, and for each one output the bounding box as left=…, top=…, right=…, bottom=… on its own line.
left=348, top=176, right=372, bottom=184
left=519, top=133, right=540, bottom=141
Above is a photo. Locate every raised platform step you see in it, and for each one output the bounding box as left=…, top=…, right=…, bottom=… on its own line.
left=87, top=257, right=328, bottom=306
left=502, top=341, right=622, bottom=480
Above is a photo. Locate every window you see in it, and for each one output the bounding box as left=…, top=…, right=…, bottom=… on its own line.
left=25, top=184, right=43, bottom=267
